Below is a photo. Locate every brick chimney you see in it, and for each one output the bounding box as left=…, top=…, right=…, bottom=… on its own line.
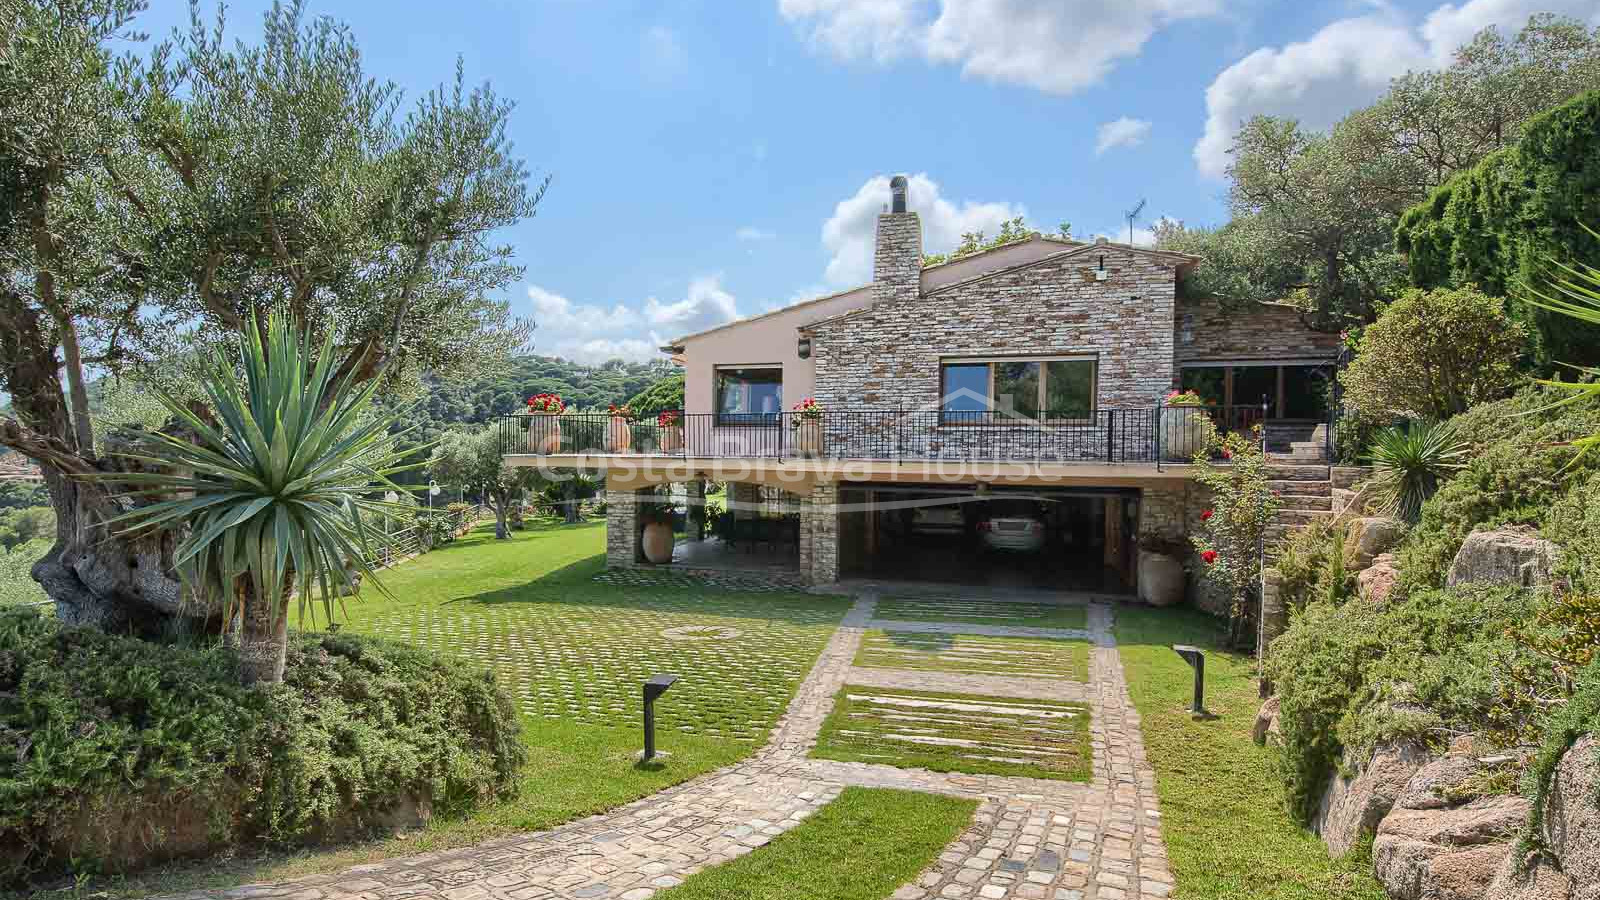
left=872, top=174, right=922, bottom=305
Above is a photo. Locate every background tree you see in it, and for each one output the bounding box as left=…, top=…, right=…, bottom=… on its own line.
left=1340, top=286, right=1526, bottom=422
left=0, top=1, right=546, bottom=632
left=922, top=217, right=1070, bottom=266
left=428, top=428, right=543, bottom=540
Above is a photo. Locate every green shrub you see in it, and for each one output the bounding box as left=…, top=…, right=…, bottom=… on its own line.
left=1266, top=585, right=1537, bottom=824
left=1273, top=517, right=1346, bottom=611
left=1542, top=468, right=1600, bottom=593
left=0, top=610, right=524, bottom=885
left=1520, top=656, right=1600, bottom=858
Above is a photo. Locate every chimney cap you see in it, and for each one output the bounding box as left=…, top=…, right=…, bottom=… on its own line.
left=889, top=174, right=908, bottom=214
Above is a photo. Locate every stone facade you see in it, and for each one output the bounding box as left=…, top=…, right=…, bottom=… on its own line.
left=810, top=240, right=1180, bottom=413
left=799, top=482, right=840, bottom=584
left=1175, top=297, right=1342, bottom=364
left=605, top=488, right=642, bottom=568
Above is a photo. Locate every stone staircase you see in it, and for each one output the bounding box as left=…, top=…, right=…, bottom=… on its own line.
left=1264, top=462, right=1337, bottom=557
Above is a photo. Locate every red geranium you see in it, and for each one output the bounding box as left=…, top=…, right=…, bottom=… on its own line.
left=1200, top=509, right=1213, bottom=520
left=657, top=410, right=681, bottom=427
left=1201, top=549, right=1218, bottom=564
left=525, top=393, right=565, bottom=414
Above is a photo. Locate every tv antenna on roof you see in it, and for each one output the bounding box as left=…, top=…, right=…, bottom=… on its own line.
left=1124, top=198, right=1147, bottom=245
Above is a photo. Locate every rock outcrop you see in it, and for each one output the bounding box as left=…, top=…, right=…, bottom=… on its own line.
left=1446, top=527, right=1558, bottom=589
left=1344, top=517, right=1407, bottom=571
left=1359, top=553, right=1402, bottom=604
left=1253, top=696, right=1281, bottom=746
left=1542, top=736, right=1599, bottom=900
left=1316, top=741, right=1431, bottom=857
left=1484, top=854, right=1572, bottom=900
left=1374, top=794, right=1531, bottom=900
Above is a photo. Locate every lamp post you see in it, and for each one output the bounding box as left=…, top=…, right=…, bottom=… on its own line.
left=642, top=674, right=679, bottom=761
left=1172, top=645, right=1207, bottom=715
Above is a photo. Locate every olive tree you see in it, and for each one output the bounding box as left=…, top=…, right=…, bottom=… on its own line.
left=0, top=1, right=547, bottom=632
left=427, top=428, right=543, bottom=540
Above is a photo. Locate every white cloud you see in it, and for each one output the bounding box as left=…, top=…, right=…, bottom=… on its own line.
left=736, top=226, right=776, bottom=241
left=1095, top=117, right=1152, bottom=155
left=780, top=0, right=1221, bottom=95
left=1193, top=0, right=1600, bottom=178
left=1093, top=215, right=1175, bottom=248
left=820, top=173, right=1024, bottom=285
left=541, top=335, right=665, bottom=366
left=641, top=25, right=688, bottom=83
left=526, top=285, right=637, bottom=335
left=643, top=275, right=741, bottom=334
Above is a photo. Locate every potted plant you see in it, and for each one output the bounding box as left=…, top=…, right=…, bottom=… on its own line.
left=607, top=403, right=636, bottom=452
left=640, top=505, right=676, bottom=564
left=525, top=393, right=565, bottom=453
left=1161, top=389, right=1215, bottom=460
left=657, top=409, right=684, bottom=452
left=791, top=397, right=824, bottom=457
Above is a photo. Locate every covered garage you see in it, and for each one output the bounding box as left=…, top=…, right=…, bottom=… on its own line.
left=836, top=484, right=1139, bottom=593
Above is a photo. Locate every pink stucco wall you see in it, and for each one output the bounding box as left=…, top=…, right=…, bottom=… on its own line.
left=676, top=286, right=871, bottom=415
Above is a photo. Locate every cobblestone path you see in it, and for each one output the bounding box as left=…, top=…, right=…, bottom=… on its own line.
left=163, top=592, right=1171, bottom=900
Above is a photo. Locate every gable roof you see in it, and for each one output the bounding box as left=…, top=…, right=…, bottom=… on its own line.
left=659, top=284, right=872, bottom=351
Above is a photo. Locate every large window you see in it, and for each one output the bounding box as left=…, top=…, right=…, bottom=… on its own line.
left=716, top=366, right=783, bottom=425
left=1179, top=363, right=1331, bottom=419
left=939, top=357, right=1097, bottom=423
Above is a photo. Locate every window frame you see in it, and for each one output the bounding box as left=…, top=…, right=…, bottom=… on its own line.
left=714, top=364, right=785, bottom=427
left=937, top=354, right=1099, bottom=425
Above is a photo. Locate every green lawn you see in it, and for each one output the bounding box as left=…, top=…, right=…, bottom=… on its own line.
left=810, top=685, right=1092, bottom=781
left=875, top=595, right=1088, bottom=629
left=330, top=522, right=852, bottom=740
left=854, top=629, right=1089, bottom=680
left=51, top=523, right=846, bottom=899
left=1114, top=606, right=1386, bottom=900
left=655, top=787, right=976, bottom=900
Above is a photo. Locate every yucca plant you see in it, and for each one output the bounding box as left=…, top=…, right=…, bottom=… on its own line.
left=107, top=313, right=414, bottom=686
left=1521, top=226, right=1600, bottom=456
left=1365, top=421, right=1469, bottom=523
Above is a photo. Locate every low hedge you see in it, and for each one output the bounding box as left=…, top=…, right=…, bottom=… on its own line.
left=0, top=610, right=524, bottom=885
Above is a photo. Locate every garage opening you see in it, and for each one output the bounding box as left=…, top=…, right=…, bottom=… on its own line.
left=837, top=484, right=1138, bottom=593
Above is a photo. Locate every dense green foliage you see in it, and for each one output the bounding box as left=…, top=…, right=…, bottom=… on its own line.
left=1340, top=286, right=1525, bottom=421
left=1395, top=91, right=1600, bottom=365
left=625, top=371, right=685, bottom=417
left=1266, top=585, right=1537, bottom=823
left=0, top=609, right=524, bottom=885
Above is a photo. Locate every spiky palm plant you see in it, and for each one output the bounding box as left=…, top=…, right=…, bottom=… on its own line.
left=109, top=313, right=413, bottom=685
left=1521, top=227, right=1600, bottom=456
left=1365, top=421, right=1469, bottom=523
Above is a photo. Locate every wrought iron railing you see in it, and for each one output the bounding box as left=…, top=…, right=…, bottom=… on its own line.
left=499, top=405, right=1273, bottom=464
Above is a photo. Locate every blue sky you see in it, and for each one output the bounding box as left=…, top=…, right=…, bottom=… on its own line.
left=134, top=0, right=1600, bottom=365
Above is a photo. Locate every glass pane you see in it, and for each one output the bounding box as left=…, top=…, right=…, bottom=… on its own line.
left=941, top=364, right=989, bottom=423
left=1232, top=366, right=1278, bottom=412
left=716, top=368, right=782, bottom=424
left=1045, top=360, right=1095, bottom=417
left=1283, top=365, right=1331, bottom=418
left=1180, top=367, right=1224, bottom=407
left=993, top=361, right=1040, bottom=419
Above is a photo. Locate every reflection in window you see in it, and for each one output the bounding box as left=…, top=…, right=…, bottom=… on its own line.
left=716, top=367, right=782, bottom=425
left=939, top=358, right=1097, bottom=423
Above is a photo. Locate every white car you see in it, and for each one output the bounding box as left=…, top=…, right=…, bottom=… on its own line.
left=978, top=503, right=1046, bottom=552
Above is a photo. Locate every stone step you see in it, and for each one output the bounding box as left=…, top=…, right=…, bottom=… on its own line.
left=1288, top=441, right=1329, bottom=463
left=1278, top=494, right=1333, bottom=511
left=1265, top=523, right=1309, bottom=545
left=1265, top=464, right=1332, bottom=480
left=1268, top=479, right=1330, bottom=496
left=1274, top=508, right=1333, bottom=525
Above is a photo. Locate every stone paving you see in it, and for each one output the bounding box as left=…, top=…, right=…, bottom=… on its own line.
left=161, top=591, right=1172, bottom=900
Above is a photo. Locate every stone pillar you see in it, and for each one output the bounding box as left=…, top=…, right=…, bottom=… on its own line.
left=1259, top=567, right=1287, bottom=651
left=800, top=482, right=840, bottom=584
left=605, top=488, right=643, bottom=568
left=685, top=479, right=706, bottom=541
left=1138, top=485, right=1188, bottom=543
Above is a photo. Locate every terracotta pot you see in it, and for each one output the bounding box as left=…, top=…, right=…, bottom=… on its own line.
left=1162, top=406, right=1212, bottom=460
left=608, top=417, right=634, bottom=452
left=659, top=425, right=684, bottom=453
left=641, top=521, right=674, bottom=564
left=794, top=419, right=823, bottom=457
left=526, top=413, right=562, bottom=454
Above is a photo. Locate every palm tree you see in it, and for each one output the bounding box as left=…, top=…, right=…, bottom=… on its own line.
left=107, top=313, right=413, bottom=685
left=1522, top=229, right=1600, bottom=455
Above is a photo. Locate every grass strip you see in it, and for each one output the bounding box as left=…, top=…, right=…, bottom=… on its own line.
left=854, top=629, right=1089, bottom=680
left=655, top=787, right=976, bottom=900
left=1114, top=605, right=1386, bottom=900
left=875, top=595, right=1088, bottom=629
left=811, top=684, right=1091, bottom=781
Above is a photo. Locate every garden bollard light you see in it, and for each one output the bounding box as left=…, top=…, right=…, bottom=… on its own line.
left=642, top=673, right=679, bottom=761
left=1172, top=645, right=1206, bottom=714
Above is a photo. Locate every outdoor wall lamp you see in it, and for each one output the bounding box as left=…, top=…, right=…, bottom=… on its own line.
left=642, top=673, right=680, bottom=761
left=797, top=335, right=812, bottom=359
left=1172, top=645, right=1206, bottom=715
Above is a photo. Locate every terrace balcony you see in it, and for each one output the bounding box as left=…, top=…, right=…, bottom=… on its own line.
left=498, top=406, right=1306, bottom=490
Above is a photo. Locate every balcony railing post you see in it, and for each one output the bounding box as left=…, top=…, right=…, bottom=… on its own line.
left=1155, top=403, right=1163, bottom=471
left=1106, top=409, right=1116, bottom=463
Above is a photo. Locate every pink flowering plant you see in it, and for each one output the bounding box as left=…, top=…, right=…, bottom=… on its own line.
left=791, top=397, right=823, bottom=423
left=1190, top=429, right=1281, bottom=646
left=1164, top=388, right=1208, bottom=407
